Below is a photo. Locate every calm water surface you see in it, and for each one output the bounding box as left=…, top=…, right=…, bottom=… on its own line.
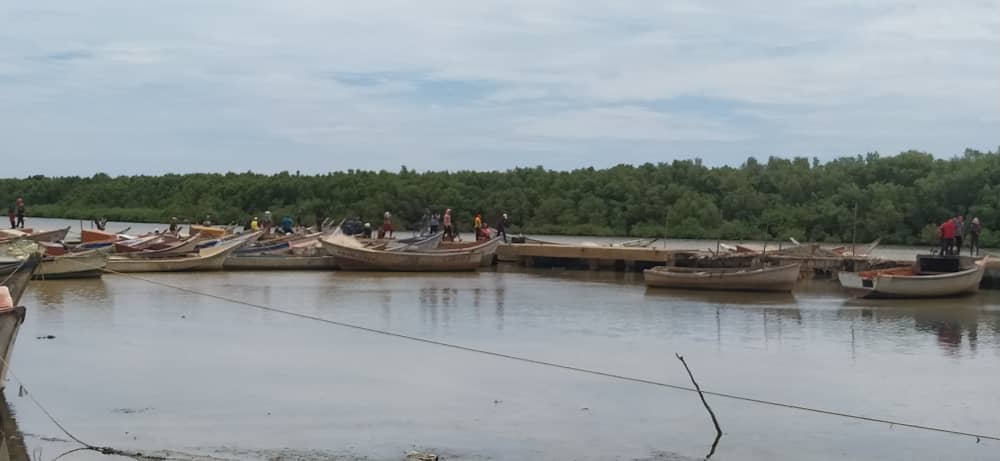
left=7, top=267, right=1000, bottom=460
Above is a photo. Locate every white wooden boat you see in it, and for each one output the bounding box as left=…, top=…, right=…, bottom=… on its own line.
left=106, top=234, right=254, bottom=273
left=644, top=263, right=801, bottom=292
left=322, top=235, right=481, bottom=272
left=984, top=253, right=999, bottom=284
left=435, top=237, right=504, bottom=266
left=838, top=256, right=988, bottom=298
left=0, top=226, right=71, bottom=243
left=224, top=255, right=336, bottom=270
left=128, top=234, right=205, bottom=258
left=34, top=250, right=107, bottom=279
left=389, top=232, right=444, bottom=252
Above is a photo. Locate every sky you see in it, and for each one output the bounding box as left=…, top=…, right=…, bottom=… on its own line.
left=1, top=0, right=998, bottom=177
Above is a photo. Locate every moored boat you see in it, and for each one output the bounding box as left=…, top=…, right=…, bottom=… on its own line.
left=189, top=224, right=228, bottom=238
left=224, top=255, right=337, bottom=270
left=838, top=255, right=988, bottom=298
left=322, top=235, right=481, bottom=272
left=644, top=263, right=801, bottom=292
left=389, top=232, right=444, bottom=252
left=34, top=250, right=108, bottom=280
left=106, top=233, right=256, bottom=273
left=435, top=237, right=504, bottom=266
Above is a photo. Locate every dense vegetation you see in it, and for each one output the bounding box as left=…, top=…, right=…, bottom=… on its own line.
left=2, top=149, right=998, bottom=246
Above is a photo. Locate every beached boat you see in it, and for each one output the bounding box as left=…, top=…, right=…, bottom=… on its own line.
left=322, top=235, right=481, bottom=272
left=644, top=263, right=801, bottom=292
left=838, top=256, right=988, bottom=298
left=106, top=233, right=255, bottom=273
left=0, top=253, right=41, bottom=306
left=0, top=227, right=70, bottom=244
left=224, top=255, right=336, bottom=270
left=34, top=251, right=108, bottom=279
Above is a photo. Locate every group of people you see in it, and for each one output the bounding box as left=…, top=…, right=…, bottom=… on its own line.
left=370, top=209, right=511, bottom=242
left=247, top=211, right=295, bottom=235
left=938, top=215, right=983, bottom=256
left=6, top=196, right=25, bottom=229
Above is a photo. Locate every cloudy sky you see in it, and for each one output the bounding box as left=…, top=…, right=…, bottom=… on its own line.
left=1, top=0, right=997, bottom=176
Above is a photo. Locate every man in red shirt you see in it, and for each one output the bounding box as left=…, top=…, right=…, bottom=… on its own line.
left=939, top=218, right=956, bottom=255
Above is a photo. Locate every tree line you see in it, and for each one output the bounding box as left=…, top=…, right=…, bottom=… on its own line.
left=2, top=149, right=998, bottom=247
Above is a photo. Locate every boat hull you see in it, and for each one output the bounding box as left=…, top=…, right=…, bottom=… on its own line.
left=0, top=306, right=26, bottom=388
left=224, top=255, right=336, bottom=270
left=106, top=236, right=250, bottom=273
left=838, top=263, right=986, bottom=298
left=643, top=264, right=801, bottom=292
left=322, top=238, right=481, bottom=272
left=34, top=251, right=108, bottom=279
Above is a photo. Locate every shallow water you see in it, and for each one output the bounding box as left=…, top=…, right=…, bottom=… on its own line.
left=6, top=268, right=1000, bottom=460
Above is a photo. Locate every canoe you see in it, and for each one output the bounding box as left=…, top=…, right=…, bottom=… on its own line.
left=322, top=236, right=481, bottom=272
left=838, top=257, right=987, bottom=298
left=0, top=227, right=71, bottom=244
left=224, top=255, right=337, bottom=270
left=106, top=233, right=255, bottom=273
left=0, top=304, right=26, bottom=389
left=0, top=253, right=41, bottom=306
left=34, top=251, right=108, bottom=279
left=129, top=234, right=204, bottom=258
left=644, top=263, right=801, bottom=292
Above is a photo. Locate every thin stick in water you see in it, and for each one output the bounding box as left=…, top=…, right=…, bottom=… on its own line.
left=676, top=353, right=723, bottom=459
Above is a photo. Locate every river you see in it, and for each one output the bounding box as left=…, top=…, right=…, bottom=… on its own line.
left=6, top=266, right=1000, bottom=460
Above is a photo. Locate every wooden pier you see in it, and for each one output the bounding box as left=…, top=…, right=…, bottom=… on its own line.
left=496, top=243, right=907, bottom=277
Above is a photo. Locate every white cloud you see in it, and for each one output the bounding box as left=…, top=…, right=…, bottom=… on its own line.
left=0, top=0, right=996, bottom=175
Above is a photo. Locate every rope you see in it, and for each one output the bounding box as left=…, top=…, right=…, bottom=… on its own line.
left=56, top=257, right=1000, bottom=442
left=0, top=256, right=29, bottom=286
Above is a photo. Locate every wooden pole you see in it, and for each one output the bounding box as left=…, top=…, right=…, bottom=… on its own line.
left=851, top=201, right=858, bottom=256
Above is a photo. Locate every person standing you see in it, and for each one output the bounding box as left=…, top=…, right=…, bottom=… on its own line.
left=496, top=212, right=509, bottom=243
left=262, top=211, right=273, bottom=234
left=429, top=212, right=440, bottom=234
left=443, top=209, right=454, bottom=241
left=953, top=215, right=965, bottom=256
left=970, top=216, right=982, bottom=256
left=169, top=217, right=180, bottom=234
left=6, top=206, right=14, bottom=229
left=939, top=217, right=955, bottom=255
left=473, top=213, right=483, bottom=241
left=14, top=196, right=25, bottom=229
left=382, top=211, right=394, bottom=238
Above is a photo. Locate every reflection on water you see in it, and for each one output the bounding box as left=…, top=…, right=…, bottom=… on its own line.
left=9, top=269, right=1000, bottom=460
left=0, top=394, right=28, bottom=461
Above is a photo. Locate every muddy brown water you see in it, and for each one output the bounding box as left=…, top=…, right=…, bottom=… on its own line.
left=3, top=267, right=998, bottom=460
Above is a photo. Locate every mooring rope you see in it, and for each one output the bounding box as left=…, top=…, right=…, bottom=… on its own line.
left=45, top=257, right=993, bottom=443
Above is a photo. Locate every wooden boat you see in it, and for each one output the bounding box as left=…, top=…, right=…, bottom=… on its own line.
left=106, top=234, right=254, bottom=273
left=435, top=237, right=503, bottom=266
left=838, top=256, right=988, bottom=298
left=81, top=228, right=118, bottom=243
left=34, top=251, right=108, bottom=279
left=0, top=227, right=70, bottom=244
left=644, top=263, right=801, bottom=292
left=0, top=303, right=26, bottom=390
left=224, top=255, right=336, bottom=270
left=322, top=235, right=482, bottom=272
left=389, top=232, right=444, bottom=252
left=984, top=253, right=1000, bottom=283
left=0, top=253, right=41, bottom=306
left=129, top=234, right=205, bottom=258
left=189, top=224, right=228, bottom=238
